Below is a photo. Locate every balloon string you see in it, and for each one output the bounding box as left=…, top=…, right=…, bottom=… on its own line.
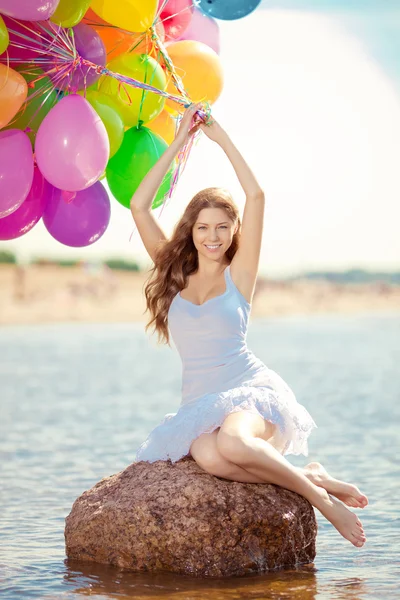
left=150, top=26, right=190, bottom=104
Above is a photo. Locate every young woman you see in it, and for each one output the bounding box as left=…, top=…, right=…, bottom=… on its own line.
left=131, top=104, right=368, bottom=548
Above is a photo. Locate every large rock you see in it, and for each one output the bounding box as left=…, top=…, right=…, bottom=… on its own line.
left=65, top=456, right=317, bottom=577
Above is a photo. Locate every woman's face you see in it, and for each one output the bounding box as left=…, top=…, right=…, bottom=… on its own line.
left=192, top=207, right=237, bottom=260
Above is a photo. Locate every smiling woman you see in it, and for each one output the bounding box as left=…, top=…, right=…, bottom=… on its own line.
left=129, top=102, right=368, bottom=550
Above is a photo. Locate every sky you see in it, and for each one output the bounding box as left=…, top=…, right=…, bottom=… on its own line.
left=3, top=1, right=400, bottom=276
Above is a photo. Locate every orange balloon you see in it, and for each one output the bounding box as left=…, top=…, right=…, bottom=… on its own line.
left=147, top=109, right=177, bottom=145
left=165, top=40, right=223, bottom=112
left=83, top=9, right=165, bottom=61
left=0, top=65, right=28, bottom=129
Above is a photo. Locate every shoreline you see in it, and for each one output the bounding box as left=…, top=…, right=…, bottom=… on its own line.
left=1, top=264, right=399, bottom=326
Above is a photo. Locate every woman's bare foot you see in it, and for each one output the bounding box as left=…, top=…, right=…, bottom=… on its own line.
left=302, top=462, right=368, bottom=509
left=315, top=488, right=367, bottom=547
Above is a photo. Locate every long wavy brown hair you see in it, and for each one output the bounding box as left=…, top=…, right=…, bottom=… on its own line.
left=144, top=187, right=241, bottom=345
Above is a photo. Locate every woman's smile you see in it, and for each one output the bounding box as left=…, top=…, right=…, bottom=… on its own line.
left=204, top=244, right=222, bottom=252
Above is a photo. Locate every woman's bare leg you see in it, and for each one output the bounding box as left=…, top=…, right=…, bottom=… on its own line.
left=216, top=412, right=367, bottom=547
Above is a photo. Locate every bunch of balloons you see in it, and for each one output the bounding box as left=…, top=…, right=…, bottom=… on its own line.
left=0, top=0, right=262, bottom=247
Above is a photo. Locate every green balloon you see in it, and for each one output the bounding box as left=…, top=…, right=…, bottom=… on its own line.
left=85, top=90, right=124, bottom=157
left=51, top=0, right=92, bottom=27
left=0, top=15, right=9, bottom=55
left=106, top=127, right=174, bottom=210
left=7, top=70, right=59, bottom=146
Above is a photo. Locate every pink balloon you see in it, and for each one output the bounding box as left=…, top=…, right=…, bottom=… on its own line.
left=0, top=166, right=50, bottom=240
left=0, top=0, right=60, bottom=21
left=177, top=7, right=220, bottom=54
left=159, top=0, right=194, bottom=41
left=35, top=94, right=109, bottom=192
left=0, top=130, right=34, bottom=218
left=42, top=181, right=111, bottom=247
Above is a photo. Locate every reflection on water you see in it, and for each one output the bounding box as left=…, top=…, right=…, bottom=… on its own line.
left=64, top=560, right=319, bottom=599
left=1, top=314, right=399, bottom=599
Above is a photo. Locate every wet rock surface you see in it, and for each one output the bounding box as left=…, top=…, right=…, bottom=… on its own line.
left=65, top=456, right=317, bottom=577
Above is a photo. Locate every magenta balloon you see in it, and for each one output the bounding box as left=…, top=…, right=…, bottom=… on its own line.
left=1, top=17, right=44, bottom=64
left=49, top=23, right=106, bottom=92
left=159, top=0, right=194, bottom=40
left=42, top=181, right=111, bottom=247
left=35, top=94, right=109, bottom=192
left=0, top=166, right=51, bottom=240
left=0, top=0, right=60, bottom=21
left=177, top=7, right=220, bottom=54
left=0, top=130, right=34, bottom=218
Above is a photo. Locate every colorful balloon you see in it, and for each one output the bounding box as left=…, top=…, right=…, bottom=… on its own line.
left=177, top=7, right=220, bottom=54
left=159, top=0, right=194, bottom=41
left=83, top=8, right=165, bottom=62
left=197, top=0, right=262, bottom=20
left=147, top=110, right=177, bottom=145
left=91, top=0, right=158, bottom=33
left=43, top=181, right=111, bottom=247
left=99, top=53, right=166, bottom=126
left=166, top=41, right=223, bottom=111
left=0, top=64, right=27, bottom=128
left=0, top=15, right=9, bottom=55
left=5, top=70, right=59, bottom=146
left=84, top=90, right=124, bottom=157
left=35, top=94, right=109, bottom=192
left=0, top=130, right=34, bottom=218
left=0, top=0, right=60, bottom=21
left=0, top=166, right=50, bottom=240
left=51, top=0, right=91, bottom=27
left=106, top=127, right=173, bottom=209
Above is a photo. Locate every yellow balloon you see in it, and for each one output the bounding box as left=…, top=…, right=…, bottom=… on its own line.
left=51, top=0, right=92, bottom=27
left=0, top=15, right=9, bottom=55
left=91, top=0, right=158, bottom=33
left=99, top=53, right=166, bottom=127
left=147, top=110, right=177, bottom=145
left=166, top=41, right=224, bottom=112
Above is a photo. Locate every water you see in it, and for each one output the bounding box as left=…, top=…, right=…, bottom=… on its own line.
left=1, top=314, right=399, bottom=599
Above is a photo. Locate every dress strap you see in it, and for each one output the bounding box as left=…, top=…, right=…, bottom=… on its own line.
left=225, top=264, right=251, bottom=308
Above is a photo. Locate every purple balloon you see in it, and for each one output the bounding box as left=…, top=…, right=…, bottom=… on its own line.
left=177, top=7, right=220, bottom=54
left=47, top=23, right=106, bottom=92
left=35, top=94, right=109, bottom=192
left=0, top=0, right=60, bottom=21
left=0, top=130, right=34, bottom=218
left=0, top=166, right=50, bottom=240
left=42, top=181, right=111, bottom=247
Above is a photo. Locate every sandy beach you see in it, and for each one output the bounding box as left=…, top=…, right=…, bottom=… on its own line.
left=1, top=263, right=399, bottom=327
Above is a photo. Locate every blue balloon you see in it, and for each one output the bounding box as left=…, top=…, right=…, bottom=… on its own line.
left=197, top=0, right=262, bottom=21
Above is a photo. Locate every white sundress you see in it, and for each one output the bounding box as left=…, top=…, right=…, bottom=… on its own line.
left=135, top=265, right=316, bottom=463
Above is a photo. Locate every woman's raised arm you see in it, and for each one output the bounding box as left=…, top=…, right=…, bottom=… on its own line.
left=130, top=104, right=201, bottom=262
left=200, top=119, right=265, bottom=302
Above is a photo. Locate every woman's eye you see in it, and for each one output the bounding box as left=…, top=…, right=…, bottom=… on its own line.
left=219, top=226, right=228, bottom=229
left=198, top=226, right=206, bottom=230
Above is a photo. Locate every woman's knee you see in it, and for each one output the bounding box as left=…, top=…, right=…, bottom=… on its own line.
left=190, top=430, right=227, bottom=474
